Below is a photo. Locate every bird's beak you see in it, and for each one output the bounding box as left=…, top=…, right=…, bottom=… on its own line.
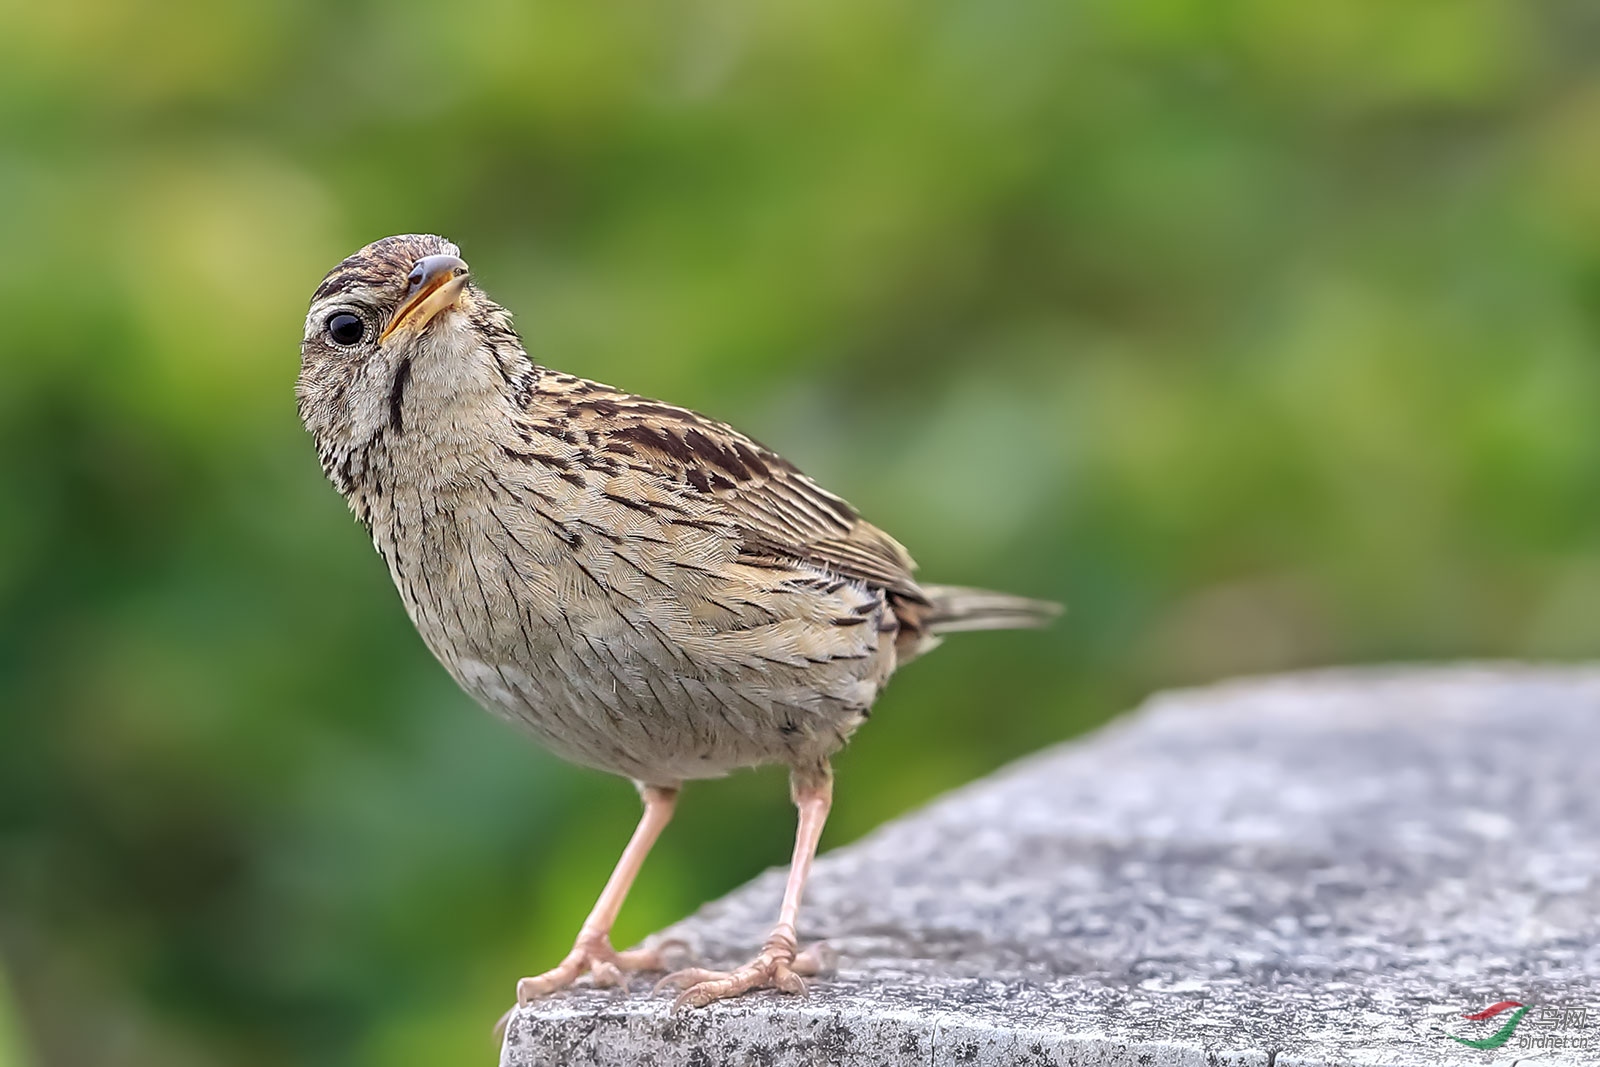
left=379, top=254, right=470, bottom=343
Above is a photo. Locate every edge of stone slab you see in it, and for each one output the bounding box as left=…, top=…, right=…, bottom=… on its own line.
left=502, top=997, right=1596, bottom=1067
left=501, top=999, right=1276, bottom=1067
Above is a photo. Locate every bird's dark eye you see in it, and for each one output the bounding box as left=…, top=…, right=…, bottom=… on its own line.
left=326, top=312, right=365, bottom=346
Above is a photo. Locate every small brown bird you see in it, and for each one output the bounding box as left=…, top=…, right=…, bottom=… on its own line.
left=297, top=234, right=1058, bottom=1010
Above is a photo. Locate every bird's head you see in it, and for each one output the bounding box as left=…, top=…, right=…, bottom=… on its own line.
left=297, top=234, right=528, bottom=483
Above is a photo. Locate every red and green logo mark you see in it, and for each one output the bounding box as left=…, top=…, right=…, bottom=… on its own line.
left=1447, top=1001, right=1528, bottom=1049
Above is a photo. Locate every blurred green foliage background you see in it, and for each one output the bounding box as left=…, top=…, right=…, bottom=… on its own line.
left=3, top=0, right=1599, bottom=1064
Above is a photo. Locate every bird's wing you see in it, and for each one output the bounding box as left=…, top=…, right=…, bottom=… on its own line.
left=542, top=378, right=925, bottom=601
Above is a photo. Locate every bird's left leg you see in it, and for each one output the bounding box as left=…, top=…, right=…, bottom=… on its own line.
left=659, top=764, right=836, bottom=1009
left=515, top=783, right=681, bottom=1003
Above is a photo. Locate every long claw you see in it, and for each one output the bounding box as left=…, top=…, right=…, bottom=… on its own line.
left=643, top=937, right=693, bottom=968
left=604, top=940, right=675, bottom=979
left=653, top=967, right=720, bottom=995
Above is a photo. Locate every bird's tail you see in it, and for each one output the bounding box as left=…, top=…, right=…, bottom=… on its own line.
left=919, top=584, right=1063, bottom=635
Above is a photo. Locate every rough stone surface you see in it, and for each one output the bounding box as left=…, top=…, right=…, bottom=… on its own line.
left=501, top=666, right=1600, bottom=1066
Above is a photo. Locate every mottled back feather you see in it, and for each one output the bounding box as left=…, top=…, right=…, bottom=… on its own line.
left=528, top=376, right=927, bottom=602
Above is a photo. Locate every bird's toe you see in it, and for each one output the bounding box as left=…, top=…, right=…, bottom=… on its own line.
left=514, top=932, right=678, bottom=1006
left=660, top=945, right=825, bottom=1009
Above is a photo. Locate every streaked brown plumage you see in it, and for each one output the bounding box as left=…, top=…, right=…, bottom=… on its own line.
left=297, top=234, right=1059, bottom=1012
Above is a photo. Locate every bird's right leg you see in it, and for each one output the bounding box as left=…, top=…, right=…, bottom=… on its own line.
left=515, top=783, right=680, bottom=1003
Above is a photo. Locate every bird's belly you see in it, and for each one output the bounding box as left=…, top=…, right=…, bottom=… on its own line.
left=447, top=646, right=874, bottom=785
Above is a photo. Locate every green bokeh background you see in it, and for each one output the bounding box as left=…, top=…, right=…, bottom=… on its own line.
left=3, top=1, right=1599, bottom=1064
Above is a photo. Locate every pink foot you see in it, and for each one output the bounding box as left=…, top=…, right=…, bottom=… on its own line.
left=516, top=932, right=684, bottom=1004
left=656, top=937, right=835, bottom=1010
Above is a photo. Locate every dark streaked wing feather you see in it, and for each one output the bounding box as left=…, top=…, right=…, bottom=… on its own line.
left=541, top=378, right=926, bottom=601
